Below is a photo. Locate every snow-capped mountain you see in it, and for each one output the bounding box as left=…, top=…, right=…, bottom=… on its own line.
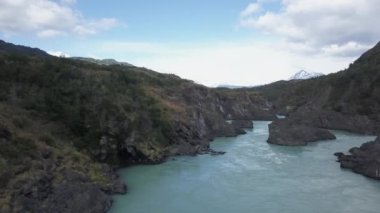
left=290, top=70, right=324, bottom=80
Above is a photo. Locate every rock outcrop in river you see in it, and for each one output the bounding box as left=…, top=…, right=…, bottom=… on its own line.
left=335, top=136, right=380, bottom=180
left=267, top=118, right=336, bottom=146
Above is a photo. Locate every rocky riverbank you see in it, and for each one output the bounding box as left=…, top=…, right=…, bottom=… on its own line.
left=335, top=136, right=380, bottom=180
left=0, top=125, right=126, bottom=213
left=0, top=40, right=271, bottom=212
left=267, top=118, right=336, bottom=146
left=266, top=106, right=375, bottom=146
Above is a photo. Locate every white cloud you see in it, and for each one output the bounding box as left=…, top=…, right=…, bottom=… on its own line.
left=61, top=0, right=76, bottom=5
left=321, top=41, right=372, bottom=57
left=85, top=40, right=355, bottom=86
left=240, top=0, right=380, bottom=57
left=37, top=29, right=66, bottom=38
left=136, top=41, right=353, bottom=86
left=0, top=0, right=118, bottom=38
left=96, top=41, right=189, bottom=56
left=240, top=3, right=261, bottom=18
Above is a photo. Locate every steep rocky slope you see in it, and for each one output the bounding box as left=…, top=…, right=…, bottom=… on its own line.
left=335, top=136, right=380, bottom=180
left=0, top=103, right=126, bottom=213
left=0, top=40, right=272, bottom=212
left=253, top=42, right=380, bottom=142
left=267, top=118, right=336, bottom=146
left=253, top=42, right=380, bottom=179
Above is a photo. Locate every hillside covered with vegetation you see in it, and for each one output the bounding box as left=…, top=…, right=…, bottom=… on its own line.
left=253, top=42, right=380, bottom=134
left=251, top=42, right=380, bottom=180
left=0, top=40, right=273, bottom=212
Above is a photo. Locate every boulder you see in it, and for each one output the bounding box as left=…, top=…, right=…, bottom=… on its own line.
left=231, top=120, right=253, bottom=129
left=336, top=136, right=380, bottom=180
left=209, top=150, right=226, bottom=156
left=267, top=119, right=336, bottom=146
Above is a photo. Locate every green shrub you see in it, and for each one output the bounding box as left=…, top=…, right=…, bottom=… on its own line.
left=12, top=116, right=29, bottom=129
left=89, top=164, right=108, bottom=184
left=13, top=137, right=36, bottom=152
left=39, top=134, right=55, bottom=146
left=0, top=157, right=6, bottom=172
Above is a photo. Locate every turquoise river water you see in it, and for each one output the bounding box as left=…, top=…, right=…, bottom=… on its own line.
left=109, top=121, right=380, bottom=213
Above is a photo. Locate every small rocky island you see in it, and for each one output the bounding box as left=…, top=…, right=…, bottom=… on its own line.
left=267, top=118, right=336, bottom=146
left=335, top=136, right=380, bottom=180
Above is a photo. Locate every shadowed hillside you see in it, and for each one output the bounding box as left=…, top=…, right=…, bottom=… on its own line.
left=253, top=42, right=380, bottom=133
left=0, top=40, right=273, bottom=212
left=251, top=42, right=380, bottom=180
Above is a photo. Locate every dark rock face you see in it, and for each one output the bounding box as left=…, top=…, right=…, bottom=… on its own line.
left=165, top=120, right=254, bottom=157
left=266, top=104, right=376, bottom=146
left=100, top=165, right=128, bottom=194
left=290, top=107, right=379, bottom=135
left=210, top=150, right=226, bottom=156
left=44, top=182, right=112, bottom=213
left=335, top=136, right=380, bottom=180
left=0, top=130, right=126, bottom=213
left=0, top=127, right=11, bottom=140
left=12, top=174, right=112, bottom=213
left=220, top=90, right=276, bottom=121
left=148, top=87, right=270, bottom=160
left=317, top=112, right=378, bottom=135
left=3, top=163, right=125, bottom=213
left=267, top=119, right=336, bottom=146
left=231, top=120, right=253, bottom=129
left=95, top=84, right=275, bottom=166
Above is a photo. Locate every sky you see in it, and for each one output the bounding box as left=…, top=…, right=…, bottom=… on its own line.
left=1, top=0, right=380, bottom=86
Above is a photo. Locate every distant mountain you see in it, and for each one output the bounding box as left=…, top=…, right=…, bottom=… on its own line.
left=289, top=70, right=324, bottom=80
left=71, top=57, right=134, bottom=67
left=0, top=40, right=49, bottom=57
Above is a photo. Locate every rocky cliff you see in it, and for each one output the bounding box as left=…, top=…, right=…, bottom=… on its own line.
left=253, top=42, right=380, bottom=179
left=267, top=118, right=336, bottom=146
left=0, top=40, right=273, bottom=212
left=253, top=42, right=380, bottom=143
left=335, top=136, right=380, bottom=180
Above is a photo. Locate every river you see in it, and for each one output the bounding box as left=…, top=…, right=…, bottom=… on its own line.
left=109, top=121, right=380, bottom=213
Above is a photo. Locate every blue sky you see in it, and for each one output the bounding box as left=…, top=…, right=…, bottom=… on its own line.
left=76, top=0, right=250, bottom=41
left=1, top=0, right=379, bottom=86
left=7, top=0, right=260, bottom=51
